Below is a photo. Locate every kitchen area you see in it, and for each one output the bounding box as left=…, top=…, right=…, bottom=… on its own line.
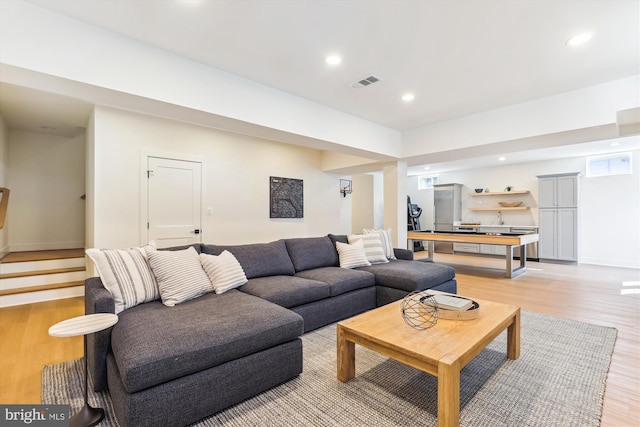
left=427, top=183, right=539, bottom=261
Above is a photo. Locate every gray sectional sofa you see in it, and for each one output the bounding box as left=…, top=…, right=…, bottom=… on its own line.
left=85, top=234, right=456, bottom=427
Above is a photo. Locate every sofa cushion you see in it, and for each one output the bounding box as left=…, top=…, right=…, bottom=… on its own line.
left=239, top=275, right=329, bottom=308
left=347, top=233, right=389, bottom=264
left=147, top=246, right=213, bottom=306
left=328, top=233, right=349, bottom=246
left=199, top=251, right=248, bottom=294
left=201, top=240, right=295, bottom=279
left=159, top=243, right=203, bottom=253
left=363, top=228, right=397, bottom=260
left=86, top=243, right=159, bottom=314
left=110, top=290, right=303, bottom=393
left=295, top=267, right=374, bottom=297
left=357, top=259, right=456, bottom=292
left=336, top=240, right=371, bottom=269
left=284, top=236, right=338, bottom=271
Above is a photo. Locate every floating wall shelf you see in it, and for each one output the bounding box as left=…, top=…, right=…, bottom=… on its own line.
left=468, top=207, right=530, bottom=211
left=468, top=190, right=530, bottom=196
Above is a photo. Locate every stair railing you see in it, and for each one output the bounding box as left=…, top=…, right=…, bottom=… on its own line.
left=0, top=187, right=9, bottom=229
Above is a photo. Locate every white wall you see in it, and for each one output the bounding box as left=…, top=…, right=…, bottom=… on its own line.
left=402, top=76, right=640, bottom=162
left=339, top=176, right=352, bottom=235
left=7, top=130, right=85, bottom=251
left=407, top=146, right=640, bottom=268
left=90, top=106, right=342, bottom=249
left=0, top=114, right=8, bottom=256
left=351, top=174, right=374, bottom=233
left=580, top=150, right=640, bottom=268
left=0, top=1, right=401, bottom=161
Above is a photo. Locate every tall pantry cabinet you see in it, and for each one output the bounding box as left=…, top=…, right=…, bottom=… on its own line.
left=537, top=172, right=580, bottom=262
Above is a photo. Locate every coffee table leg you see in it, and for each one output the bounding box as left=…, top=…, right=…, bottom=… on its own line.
left=438, top=353, right=461, bottom=427
left=507, top=309, right=521, bottom=360
left=337, top=325, right=355, bottom=382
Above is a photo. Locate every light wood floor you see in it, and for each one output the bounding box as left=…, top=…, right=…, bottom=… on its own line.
left=0, top=253, right=638, bottom=426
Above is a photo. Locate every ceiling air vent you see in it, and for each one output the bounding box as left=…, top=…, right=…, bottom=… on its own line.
left=349, top=75, right=383, bottom=89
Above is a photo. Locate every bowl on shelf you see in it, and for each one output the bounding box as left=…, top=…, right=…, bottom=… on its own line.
left=474, top=188, right=483, bottom=193
left=498, top=201, right=522, bottom=207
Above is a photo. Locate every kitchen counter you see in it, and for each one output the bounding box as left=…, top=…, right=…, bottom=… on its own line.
left=456, top=224, right=538, bottom=230
left=408, top=230, right=539, bottom=278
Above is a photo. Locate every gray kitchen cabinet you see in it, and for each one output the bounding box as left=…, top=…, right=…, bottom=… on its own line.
left=537, top=173, right=579, bottom=262
left=539, top=175, right=578, bottom=208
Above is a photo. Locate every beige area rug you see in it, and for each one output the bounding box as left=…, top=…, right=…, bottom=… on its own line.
left=43, top=311, right=616, bottom=426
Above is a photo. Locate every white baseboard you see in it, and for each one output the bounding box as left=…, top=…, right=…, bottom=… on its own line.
left=580, top=256, right=640, bottom=269
left=0, top=286, right=84, bottom=308
left=9, top=241, right=85, bottom=252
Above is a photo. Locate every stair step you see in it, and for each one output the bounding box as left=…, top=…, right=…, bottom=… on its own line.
left=0, top=281, right=84, bottom=297
left=0, top=248, right=84, bottom=263
left=0, top=284, right=84, bottom=308
left=1, top=257, right=85, bottom=275
left=0, top=249, right=88, bottom=308
left=0, top=269, right=87, bottom=292
left=0, top=265, right=85, bottom=279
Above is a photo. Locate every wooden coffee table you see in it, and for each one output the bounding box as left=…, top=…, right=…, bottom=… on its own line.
left=337, top=295, right=520, bottom=427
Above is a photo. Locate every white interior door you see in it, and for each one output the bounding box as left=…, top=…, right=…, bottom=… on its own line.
left=147, top=157, right=202, bottom=248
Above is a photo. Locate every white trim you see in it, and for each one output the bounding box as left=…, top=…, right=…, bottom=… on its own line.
left=0, top=257, right=85, bottom=274
left=1, top=270, right=87, bottom=291
left=8, top=241, right=85, bottom=252
left=0, top=287, right=85, bottom=308
left=580, top=257, right=640, bottom=270
left=0, top=245, right=9, bottom=260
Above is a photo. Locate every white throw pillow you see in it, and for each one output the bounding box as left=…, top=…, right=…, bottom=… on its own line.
left=199, top=251, right=248, bottom=294
left=363, top=228, right=396, bottom=259
left=336, top=240, right=372, bottom=269
left=146, top=246, right=214, bottom=306
left=348, top=233, right=389, bottom=264
left=86, top=242, right=159, bottom=314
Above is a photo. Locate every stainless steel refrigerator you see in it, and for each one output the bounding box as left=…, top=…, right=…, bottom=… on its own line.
left=433, top=183, right=462, bottom=253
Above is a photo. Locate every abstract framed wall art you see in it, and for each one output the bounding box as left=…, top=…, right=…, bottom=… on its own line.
left=269, top=176, right=303, bottom=218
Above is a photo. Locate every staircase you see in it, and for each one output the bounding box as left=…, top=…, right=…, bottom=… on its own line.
left=0, top=249, right=86, bottom=308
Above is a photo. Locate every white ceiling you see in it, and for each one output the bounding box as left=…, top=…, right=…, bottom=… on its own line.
left=1, top=0, right=639, bottom=172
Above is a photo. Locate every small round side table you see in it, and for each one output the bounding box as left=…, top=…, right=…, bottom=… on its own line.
left=49, top=313, right=118, bottom=427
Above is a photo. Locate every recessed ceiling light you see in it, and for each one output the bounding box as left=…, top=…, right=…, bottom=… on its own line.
left=611, top=142, right=621, bottom=146
left=402, top=93, right=415, bottom=102
left=498, top=157, right=506, bottom=161
left=423, top=166, right=430, bottom=170
left=326, top=55, right=342, bottom=65
left=566, top=33, right=592, bottom=46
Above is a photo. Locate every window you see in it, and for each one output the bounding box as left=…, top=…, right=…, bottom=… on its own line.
left=418, top=175, right=439, bottom=189
left=586, top=153, right=632, bottom=177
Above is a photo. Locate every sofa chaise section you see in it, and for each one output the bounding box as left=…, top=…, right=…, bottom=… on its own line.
left=86, top=279, right=303, bottom=427
left=329, top=234, right=457, bottom=306
left=358, top=259, right=457, bottom=306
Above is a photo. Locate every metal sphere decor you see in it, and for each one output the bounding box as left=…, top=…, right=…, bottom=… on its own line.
left=400, top=291, right=438, bottom=329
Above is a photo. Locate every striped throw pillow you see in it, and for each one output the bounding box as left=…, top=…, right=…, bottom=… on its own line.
left=147, top=246, right=214, bottom=306
left=200, top=251, right=248, bottom=294
left=363, top=228, right=396, bottom=259
left=336, top=240, right=371, bottom=269
left=86, top=244, right=159, bottom=314
left=348, top=233, right=389, bottom=264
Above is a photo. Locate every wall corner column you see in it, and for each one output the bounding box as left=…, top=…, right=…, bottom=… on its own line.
left=383, top=161, right=407, bottom=248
